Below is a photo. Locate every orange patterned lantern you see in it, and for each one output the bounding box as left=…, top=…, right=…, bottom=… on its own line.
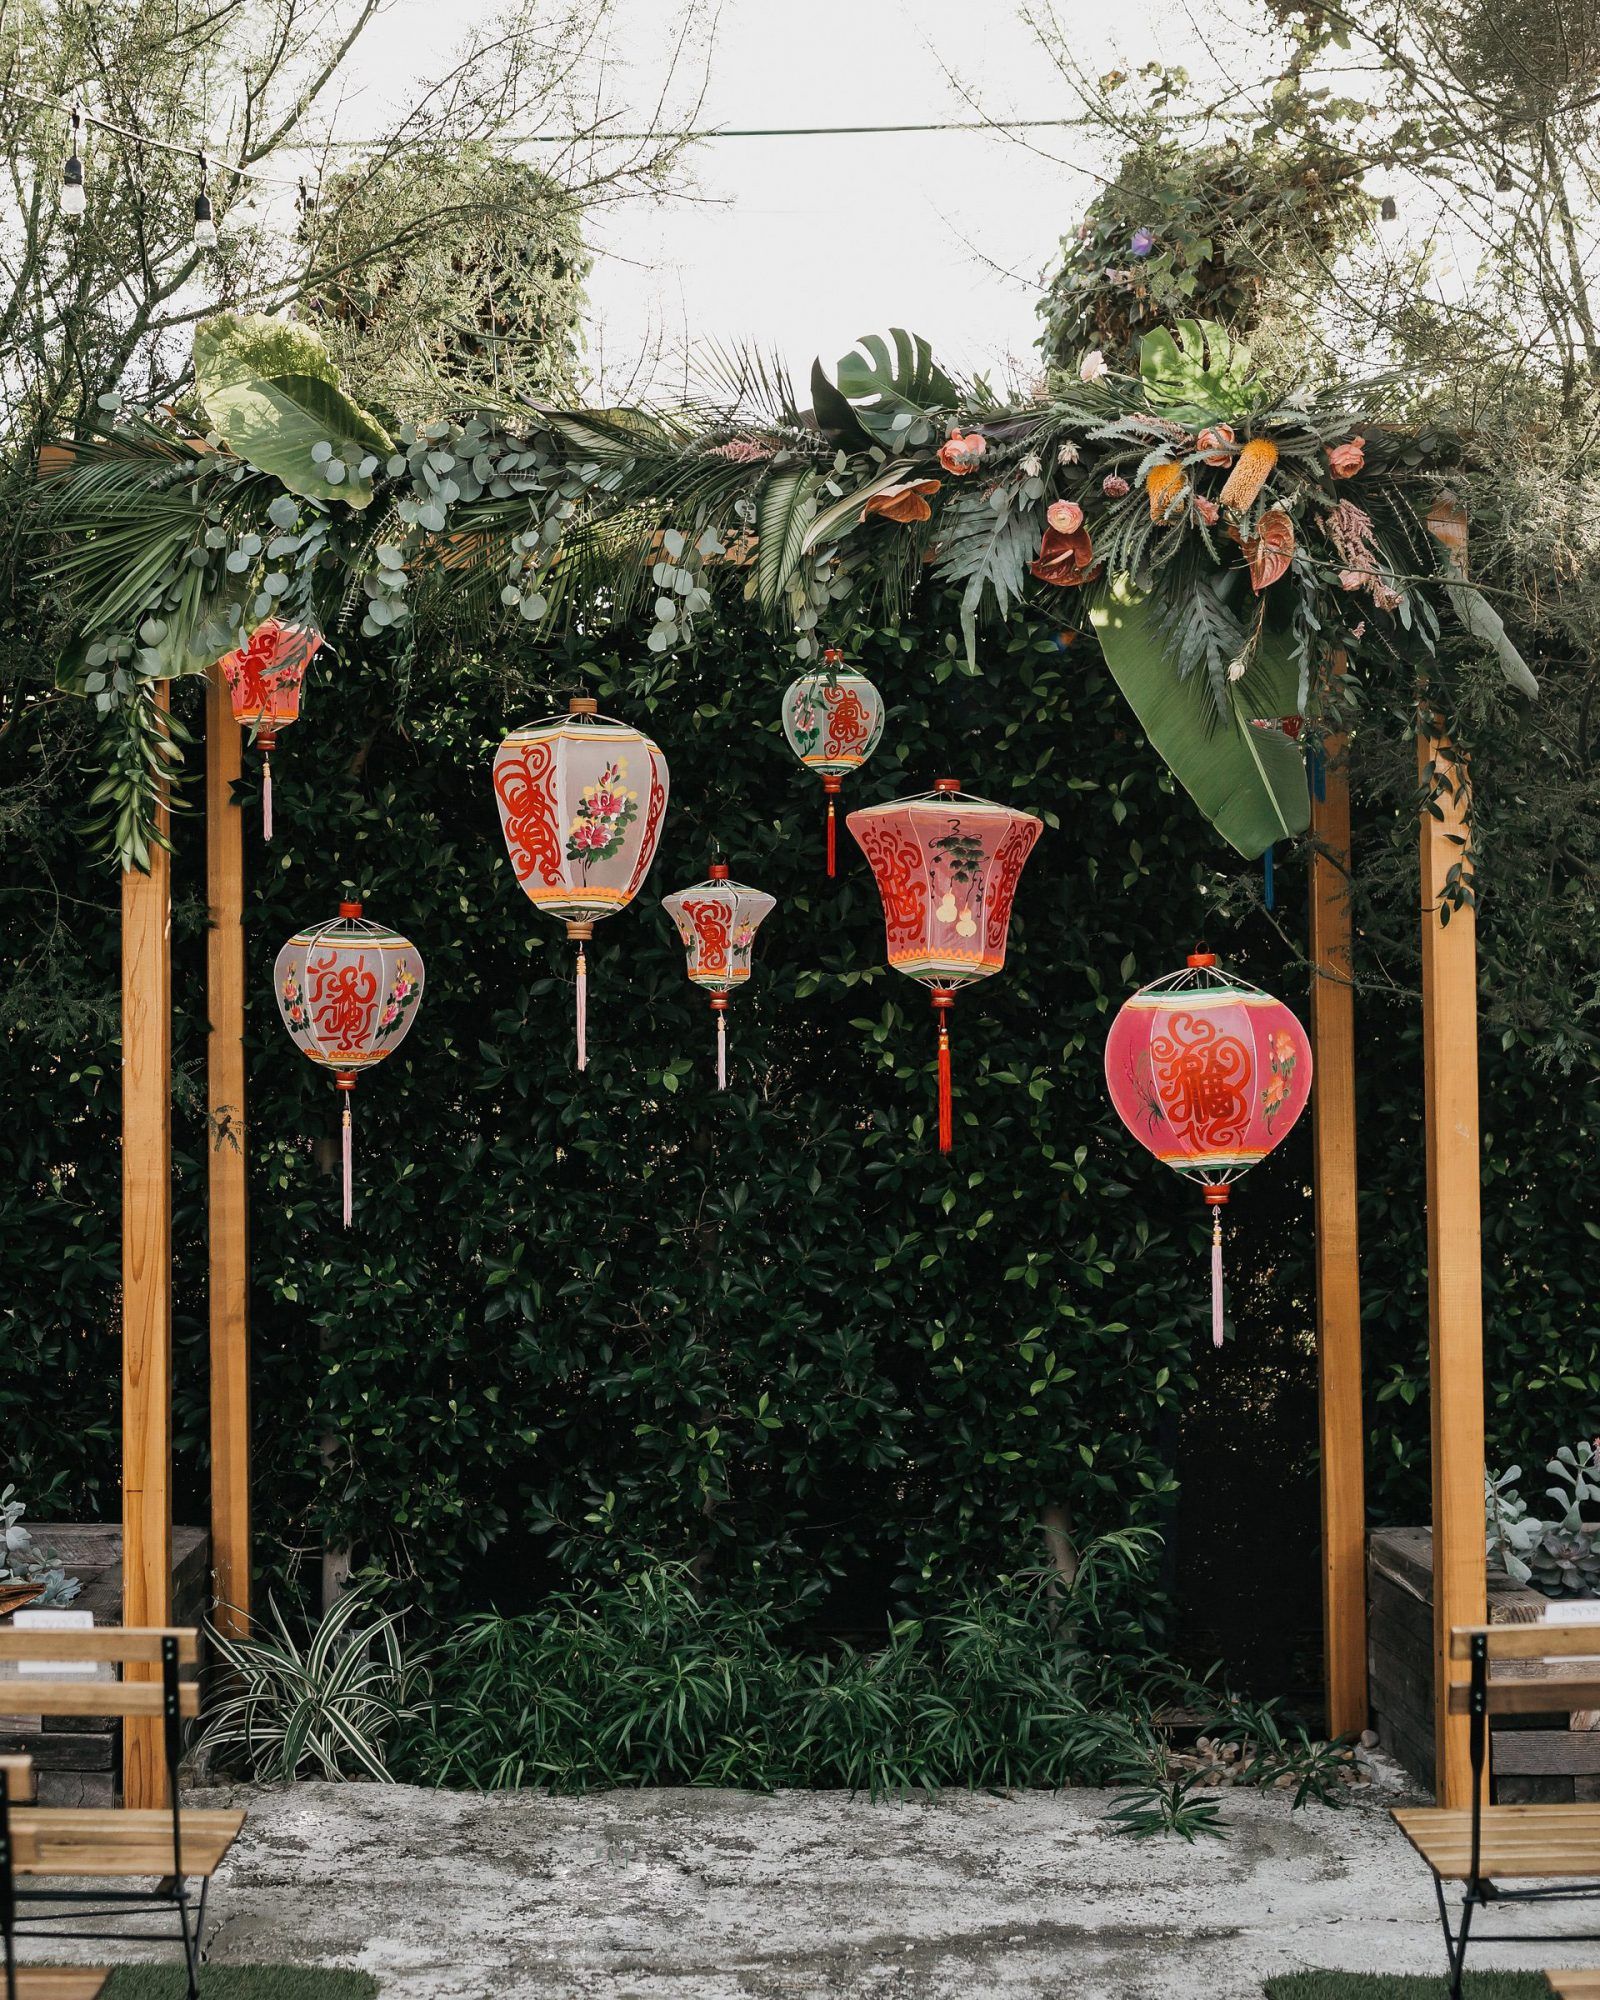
left=781, top=648, right=885, bottom=876
left=1105, top=953, right=1312, bottom=1346
left=274, top=902, right=426, bottom=1227
left=847, top=778, right=1043, bottom=1153
left=662, top=863, right=777, bottom=1088
left=218, top=617, right=321, bottom=839
left=492, top=696, right=670, bottom=1069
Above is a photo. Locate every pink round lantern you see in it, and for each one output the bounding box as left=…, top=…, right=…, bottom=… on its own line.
left=491, top=696, right=670, bottom=1069
left=1104, top=952, right=1312, bottom=1346
left=781, top=648, right=885, bottom=877
left=662, top=862, right=777, bottom=1089
left=847, top=777, right=1043, bottom=1153
left=218, top=617, right=322, bottom=839
left=274, top=902, right=425, bottom=1227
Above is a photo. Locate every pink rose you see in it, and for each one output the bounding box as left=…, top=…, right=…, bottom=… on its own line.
left=1326, top=436, right=1365, bottom=479
left=937, top=432, right=987, bottom=475
left=1046, top=500, right=1084, bottom=534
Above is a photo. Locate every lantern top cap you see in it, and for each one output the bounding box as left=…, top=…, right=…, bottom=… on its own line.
left=709, top=862, right=729, bottom=880
left=822, top=646, right=843, bottom=663
left=568, top=696, right=599, bottom=716
left=339, top=900, right=363, bottom=920
left=934, top=777, right=960, bottom=794
left=1187, top=950, right=1216, bottom=967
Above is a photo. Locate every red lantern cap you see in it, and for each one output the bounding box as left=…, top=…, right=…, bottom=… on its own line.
left=340, top=900, right=363, bottom=920
left=709, top=862, right=729, bottom=880
left=1188, top=950, right=1216, bottom=967
left=934, top=777, right=960, bottom=794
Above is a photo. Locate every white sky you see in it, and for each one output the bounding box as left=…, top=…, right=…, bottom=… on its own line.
left=348, top=0, right=1201, bottom=399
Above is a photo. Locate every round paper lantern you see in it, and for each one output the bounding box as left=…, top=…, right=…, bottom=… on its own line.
left=492, top=696, right=670, bottom=1069
left=218, top=618, right=322, bottom=839
left=274, top=902, right=425, bottom=1227
left=847, top=777, right=1043, bottom=1153
left=662, top=862, right=777, bottom=1089
left=781, top=648, right=884, bottom=877
left=1104, top=952, right=1312, bottom=1346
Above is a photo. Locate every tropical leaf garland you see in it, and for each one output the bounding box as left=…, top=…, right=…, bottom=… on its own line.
left=29, top=312, right=1533, bottom=868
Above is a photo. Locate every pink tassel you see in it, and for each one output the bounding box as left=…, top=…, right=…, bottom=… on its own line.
left=341, top=1091, right=353, bottom=1229
left=716, top=1009, right=727, bottom=1090
left=1210, top=1201, right=1225, bottom=1347
left=575, top=946, right=587, bottom=1071
left=262, top=747, right=273, bottom=841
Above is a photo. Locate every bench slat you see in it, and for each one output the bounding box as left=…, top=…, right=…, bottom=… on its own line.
left=1394, top=1803, right=1600, bottom=1879
left=1548, top=1977, right=1600, bottom=2000
left=0, top=1679, right=199, bottom=1718
left=10, top=1972, right=110, bottom=2000
left=0, top=1629, right=199, bottom=1666
left=10, top=1807, right=245, bottom=1879
left=1450, top=1623, right=1600, bottom=1661
left=1447, top=1679, right=1600, bottom=1716
left=0, top=1751, right=36, bottom=1801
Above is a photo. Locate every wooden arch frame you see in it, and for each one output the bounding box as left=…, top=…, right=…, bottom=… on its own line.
left=116, top=671, right=1487, bottom=1809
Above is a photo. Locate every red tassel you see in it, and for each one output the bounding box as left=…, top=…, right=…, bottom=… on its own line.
left=827, top=797, right=836, bottom=877
left=932, top=988, right=954, bottom=1153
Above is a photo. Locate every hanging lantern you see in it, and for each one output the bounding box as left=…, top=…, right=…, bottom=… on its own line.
left=274, top=902, right=425, bottom=1228
left=492, top=696, right=670, bottom=1069
left=847, top=777, right=1042, bottom=1153
left=781, top=648, right=884, bottom=877
left=218, top=617, right=322, bottom=839
left=1104, top=953, right=1312, bottom=1348
left=662, top=863, right=777, bottom=1089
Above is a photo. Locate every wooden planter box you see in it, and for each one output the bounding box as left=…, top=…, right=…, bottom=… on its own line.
left=1369, top=1525, right=1600, bottom=1802
left=0, top=1525, right=208, bottom=1805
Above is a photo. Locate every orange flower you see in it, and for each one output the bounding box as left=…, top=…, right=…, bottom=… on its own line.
left=1146, top=461, right=1188, bottom=521
left=1241, top=508, right=1295, bottom=593
left=1325, top=435, right=1365, bottom=479
left=1047, top=499, right=1084, bottom=534
left=1196, top=424, right=1236, bottom=466
left=1218, top=436, right=1279, bottom=510
left=937, top=432, right=986, bottom=475
left=1029, top=522, right=1100, bottom=589
left=860, top=478, right=941, bottom=525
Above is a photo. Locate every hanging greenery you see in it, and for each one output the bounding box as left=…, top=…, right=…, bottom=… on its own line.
left=33, top=311, right=1534, bottom=870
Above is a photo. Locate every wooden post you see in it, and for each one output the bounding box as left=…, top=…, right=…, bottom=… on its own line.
left=207, top=664, right=251, bottom=1639
left=1418, top=728, right=1487, bottom=1807
left=1309, top=725, right=1368, bottom=1739
left=122, top=683, right=172, bottom=1809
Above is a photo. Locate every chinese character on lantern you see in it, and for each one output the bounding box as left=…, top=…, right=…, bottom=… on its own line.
left=218, top=617, right=322, bottom=839
left=491, top=696, right=670, bottom=1069
left=1104, top=952, right=1312, bottom=1346
left=662, top=862, right=777, bottom=1088
left=781, top=649, right=884, bottom=876
left=847, top=777, right=1042, bottom=1152
left=274, top=902, right=425, bottom=1227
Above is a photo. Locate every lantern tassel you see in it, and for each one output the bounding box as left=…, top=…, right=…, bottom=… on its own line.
left=715, top=1005, right=727, bottom=1090
left=339, top=1079, right=354, bottom=1229
left=575, top=945, right=588, bottom=1072
left=933, top=988, right=954, bottom=1153
left=262, top=744, right=273, bottom=842
left=827, top=797, right=836, bottom=877
left=1206, top=1187, right=1229, bottom=1347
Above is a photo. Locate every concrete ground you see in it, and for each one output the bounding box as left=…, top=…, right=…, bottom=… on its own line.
left=21, top=1779, right=1600, bottom=1999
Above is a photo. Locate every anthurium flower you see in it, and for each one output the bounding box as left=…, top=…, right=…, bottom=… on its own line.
left=937, top=431, right=987, bottom=475
left=1325, top=435, right=1366, bottom=479
left=1079, top=350, right=1109, bottom=382
left=1029, top=521, right=1100, bottom=589
left=1242, top=508, right=1295, bottom=592
left=860, top=478, right=941, bottom=525
left=1046, top=499, right=1084, bottom=534
left=1196, top=424, right=1236, bottom=466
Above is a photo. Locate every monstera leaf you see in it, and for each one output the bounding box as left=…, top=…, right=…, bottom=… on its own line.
left=1091, top=577, right=1310, bottom=858
left=814, top=330, right=960, bottom=447
left=1138, top=318, right=1255, bottom=426
left=193, top=314, right=394, bottom=509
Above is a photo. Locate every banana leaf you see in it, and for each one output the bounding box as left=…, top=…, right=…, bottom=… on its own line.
left=1090, top=577, right=1310, bottom=858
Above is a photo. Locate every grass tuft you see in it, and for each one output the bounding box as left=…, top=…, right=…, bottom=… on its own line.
left=102, top=1967, right=378, bottom=1998
left=1263, top=1975, right=1556, bottom=1999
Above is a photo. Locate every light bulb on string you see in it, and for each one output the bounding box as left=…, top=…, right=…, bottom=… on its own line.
left=193, top=153, right=217, bottom=250
left=61, top=105, right=85, bottom=221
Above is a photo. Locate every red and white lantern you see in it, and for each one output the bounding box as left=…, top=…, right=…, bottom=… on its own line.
left=662, top=863, right=777, bottom=1088
left=847, top=777, right=1042, bottom=1152
left=781, top=649, right=884, bottom=876
left=274, top=902, right=425, bottom=1227
left=492, top=696, right=670, bottom=1069
left=1104, top=953, right=1312, bottom=1346
left=218, top=617, right=321, bottom=839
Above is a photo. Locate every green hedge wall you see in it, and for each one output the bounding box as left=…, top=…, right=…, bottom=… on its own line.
left=3, top=594, right=1594, bottom=1672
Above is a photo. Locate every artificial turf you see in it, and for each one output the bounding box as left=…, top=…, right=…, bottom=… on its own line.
left=99, top=1969, right=378, bottom=1998
left=1264, top=1976, right=1558, bottom=1999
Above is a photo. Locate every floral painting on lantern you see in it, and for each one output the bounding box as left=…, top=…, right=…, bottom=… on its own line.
left=493, top=716, right=670, bottom=924
left=566, top=759, right=639, bottom=873
left=375, top=960, right=422, bottom=1044
left=781, top=670, right=885, bottom=776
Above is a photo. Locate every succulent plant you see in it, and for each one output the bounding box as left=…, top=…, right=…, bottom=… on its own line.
left=1486, top=1441, right=1600, bottom=1597
left=0, top=1487, right=81, bottom=1607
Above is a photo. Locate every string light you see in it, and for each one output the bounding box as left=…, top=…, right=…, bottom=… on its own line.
left=193, top=154, right=217, bottom=250
left=61, top=104, right=85, bottom=220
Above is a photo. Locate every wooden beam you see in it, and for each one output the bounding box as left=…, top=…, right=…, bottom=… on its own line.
left=206, top=664, right=251, bottom=1640
left=1309, top=723, right=1368, bottom=1739
left=1418, top=727, right=1488, bottom=1807
left=121, top=683, right=172, bottom=1810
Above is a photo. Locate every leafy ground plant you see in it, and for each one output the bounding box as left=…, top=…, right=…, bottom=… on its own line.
left=200, top=1583, right=430, bottom=1782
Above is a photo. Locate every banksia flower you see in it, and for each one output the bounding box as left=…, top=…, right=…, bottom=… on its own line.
left=1219, top=436, right=1278, bottom=511
left=1146, top=461, right=1188, bottom=521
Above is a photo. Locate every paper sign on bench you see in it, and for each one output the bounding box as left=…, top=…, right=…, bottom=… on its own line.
left=10, top=1607, right=97, bottom=1676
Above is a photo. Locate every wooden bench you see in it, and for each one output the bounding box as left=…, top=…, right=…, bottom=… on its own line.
left=0, top=1629, right=245, bottom=1999
left=1548, top=1976, right=1600, bottom=1998
left=1394, top=1618, right=1600, bottom=1998
left=1, top=1756, right=107, bottom=2000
